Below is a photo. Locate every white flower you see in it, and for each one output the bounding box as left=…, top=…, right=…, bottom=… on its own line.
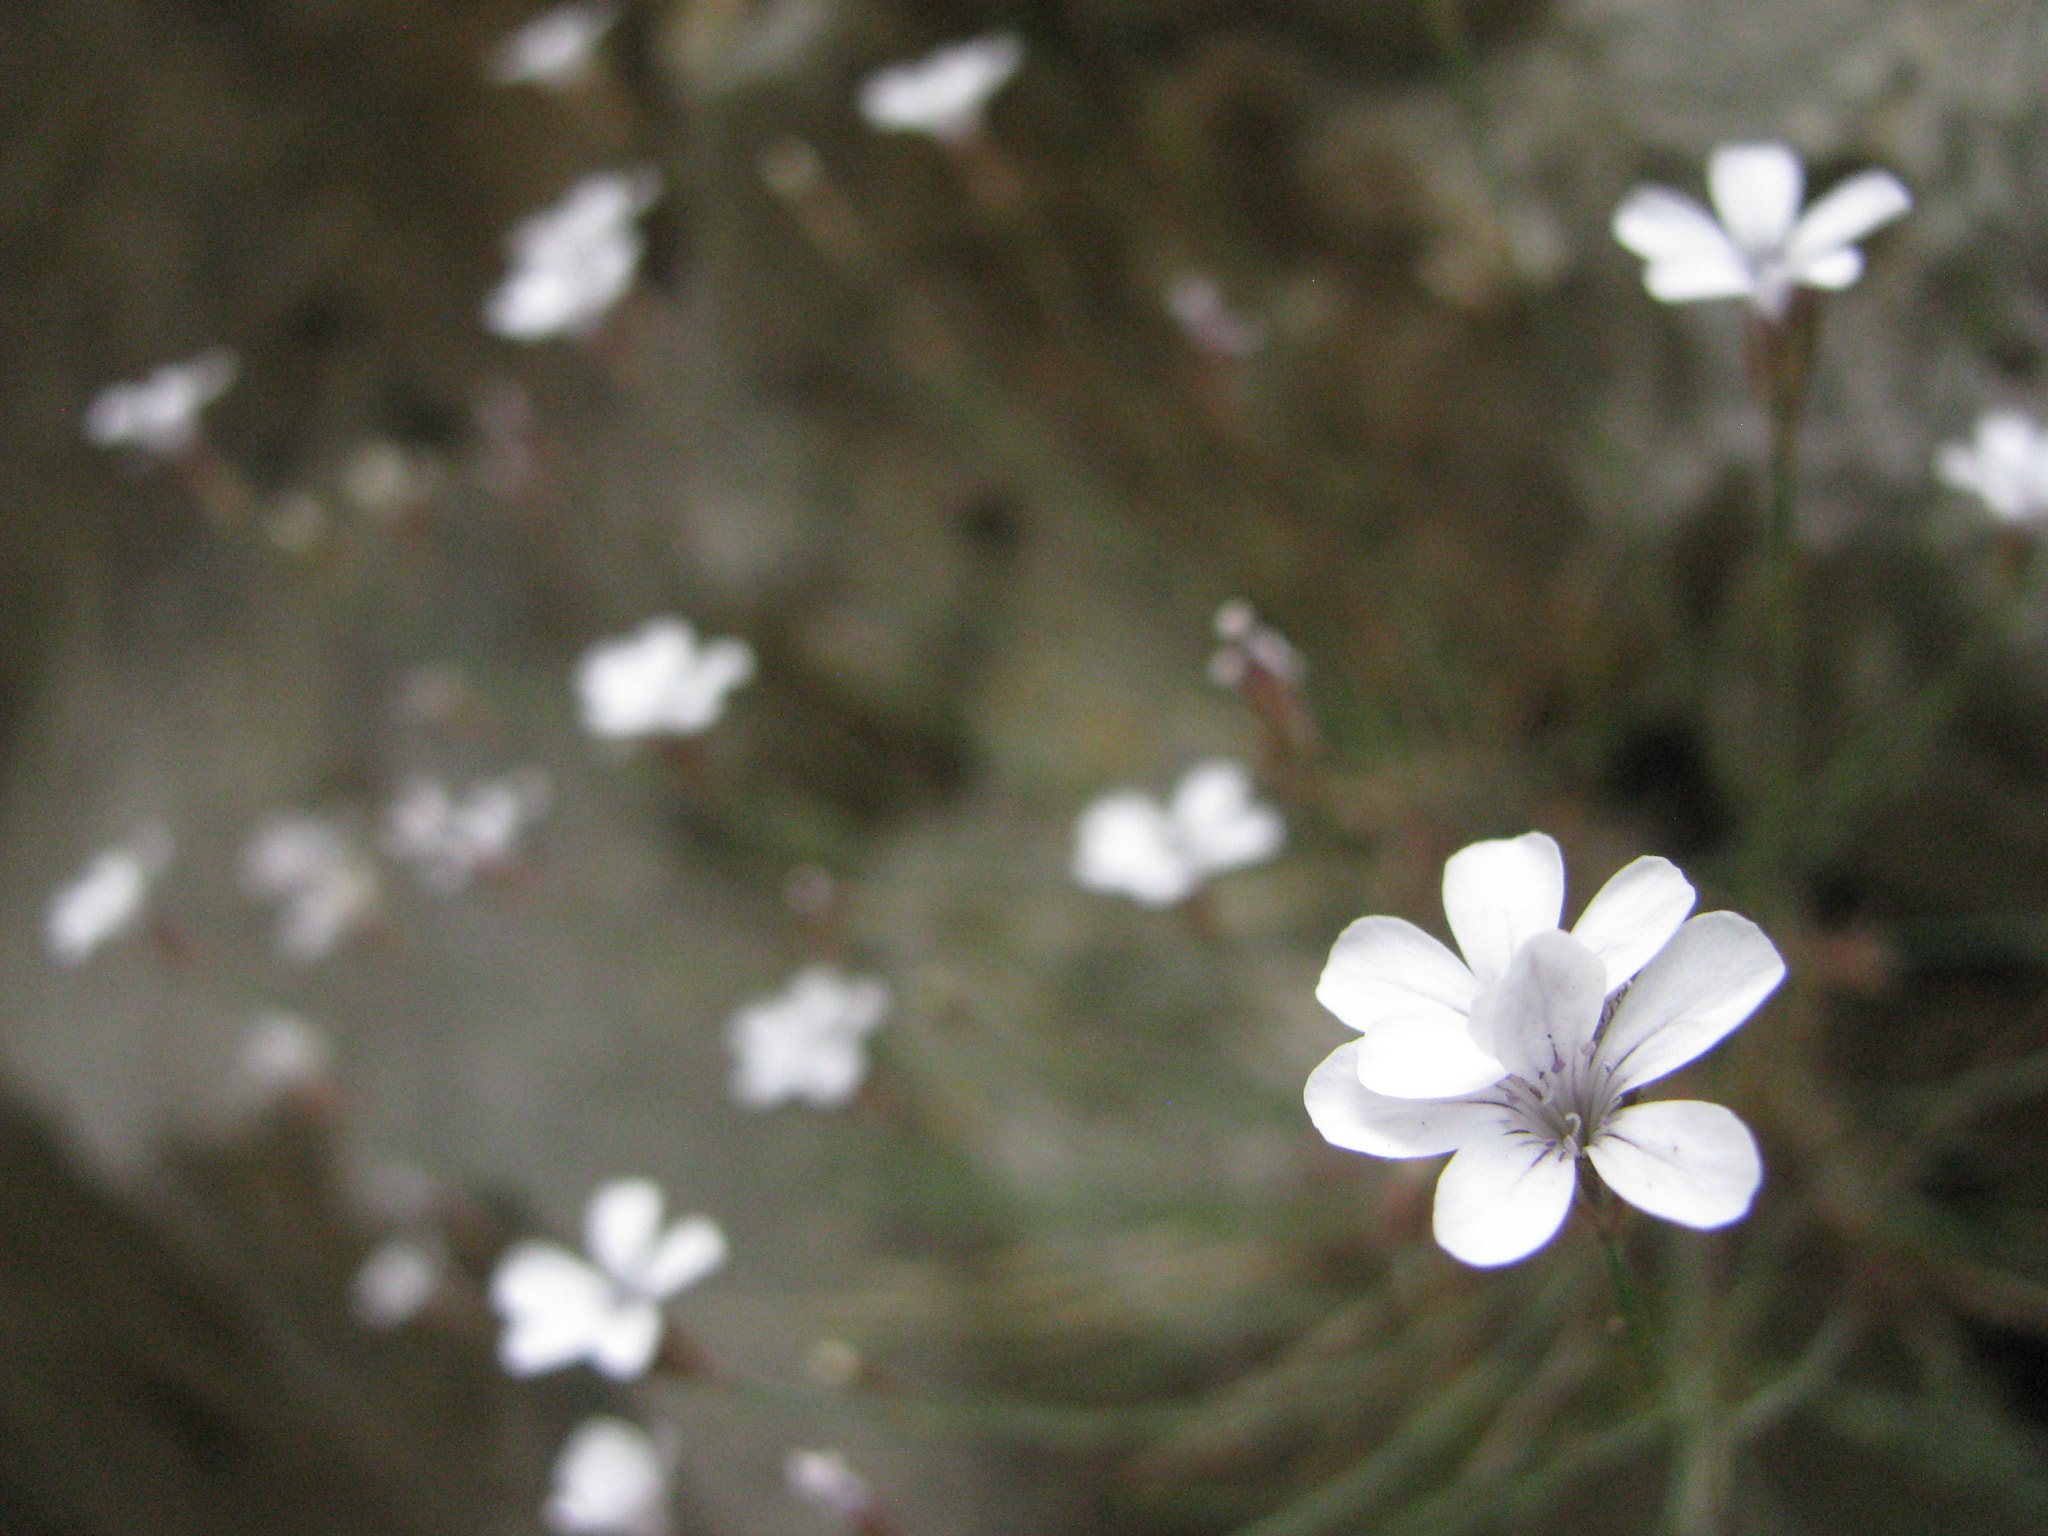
left=46, top=828, right=171, bottom=964
left=242, top=814, right=380, bottom=961
left=546, top=1418, right=670, bottom=1536
left=487, top=3, right=617, bottom=89
left=384, top=767, right=551, bottom=894
left=858, top=32, right=1024, bottom=144
left=1936, top=411, right=2048, bottom=523
left=1305, top=832, right=1784, bottom=1267
left=352, top=1236, right=442, bottom=1329
left=574, top=617, right=755, bottom=740
left=485, top=170, right=659, bottom=341
left=83, top=349, right=236, bottom=456
left=1072, top=759, right=1284, bottom=908
left=236, top=1009, right=335, bottom=1104
left=785, top=1449, right=875, bottom=1523
left=727, top=965, right=892, bottom=1109
left=490, top=1178, right=726, bottom=1380
left=1612, top=142, right=1910, bottom=319
left=1208, top=598, right=1304, bottom=690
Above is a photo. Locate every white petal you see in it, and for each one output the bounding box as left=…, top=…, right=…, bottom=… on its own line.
left=1569, top=855, right=1696, bottom=994
left=1791, top=245, right=1863, bottom=290
left=1599, top=912, right=1786, bottom=1093
left=586, top=1178, right=663, bottom=1281
left=490, top=1242, right=612, bottom=1375
left=1431, top=1133, right=1578, bottom=1267
left=588, top=1299, right=664, bottom=1381
left=1304, top=1042, right=1503, bottom=1156
left=1587, top=1100, right=1761, bottom=1229
left=1469, top=929, right=1607, bottom=1080
left=1642, top=253, right=1757, bottom=303
left=640, top=1216, right=727, bottom=1297
left=1611, top=187, right=1734, bottom=264
left=1708, top=142, right=1804, bottom=253
left=1315, top=915, right=1478, bottom=1033
left=1784, top=169, right=1911, bottom=269
left=1072, top=793, right=1195, bottom=907
left=1440, top=832, right=1566, bottom=988
left=1353, top=1015, right=1508, bottom=1099
left=1170, top=759, right=1284, bottom=876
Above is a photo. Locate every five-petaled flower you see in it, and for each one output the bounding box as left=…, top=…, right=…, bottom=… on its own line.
left=858, top=32, right=1024, bottom=145
left=490, top=1177, right=726, bottom=1379
left=1305, top=832, right=1784, bottom=1267
left=546, top=1417, right=671, bottom=1536
left=1612, top=142, right=1910, bottom=320
left=1072, top=759, right=1284, bottom=909
left=574, top=617, right=756, bottom=740
left=84, top=349, right=237, bottom=457
left=1936, top=411, right=2048, bottom=524
left=728, top=965, right=893, bottom=1110
left=486, top=170, right=660, bottom=342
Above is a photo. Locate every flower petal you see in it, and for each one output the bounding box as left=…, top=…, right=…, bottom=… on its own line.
left=586, top=1178, right=663, bottom=1281
left=1642, top=253, right=1757, bottom=303
left=588, top=1298, right=664, bottom=1381
left=1612, top=187, right=1733, bottom=264
left=641, top=1215, right=728, bottom=1298
left=1792, top=245, right=1862, bottom=291
left=1708, top=142, right=1804, bottom=253
left=1315, top=915, right=1478, bottom=1033
left=1587, top=1100, right=1761, bottom=1229
left=1569, top=855, right=1696, bottom=994
left=1441, top=832, right=1566, bottom=988
left=1432, top=1134, right=1578, bottom=1267
left=1170, top=759, right=1284, bottom=876
left=1784, top=169, right=1911, bottom=269
left=490, top=1242, right=611, bottom=1375
left=1599, top=912, right=1786, bottom=1093
left=1353, top=1013, right=1509, bottom=1099
left=1469, top=929, right=1607, bottom=1080
left=1072, top=792, right=1194, bottom=907
left=1305, top=1041, right=1504, bottom=1156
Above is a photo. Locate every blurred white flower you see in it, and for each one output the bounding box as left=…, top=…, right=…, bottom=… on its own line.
left=242, top=814, right=380, bottom=962
left=1936, top=411, right=2048, bottom=524
left=485, top=170, right=659, bottom=342
left=858, top=32, right=1023, bottom=144
left=1208, top=598, right=1304, bottom=690
left=1165, top=274, right=1265, bottom=357
left=785, top=1449, right=875, bottom=1523
left=236, top=1009, right=335, bottom=1105
left=728, top=965, right=892, bottom=1110
left=83, top=348, right=236, bottom=456
left=574, top=617, right=755, bottom=740
left=352, top=1236, right=442, bottom=1329
left=45, top=827, right=171, bottom=964
left=384, top=767, right=551, bottom=894
left=1072, top=759, right=1283, bottom=908
left=1305, top=832, right=1784, bottom=1266
left=1612, top=142, right=1910, bottom=319
left=490, top=1177, right=726, bottom=1380
left=547, top=1418, right=670, bottom=1536
left=486, top=2, right=617, bottom=89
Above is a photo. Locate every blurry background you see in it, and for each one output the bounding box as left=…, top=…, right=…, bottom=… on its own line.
left=3, top=1, right=2048, bottom=1533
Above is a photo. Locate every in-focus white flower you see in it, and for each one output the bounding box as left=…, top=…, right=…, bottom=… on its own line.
left=242, top=814, right=380, bottom=962
left=547, top=1418, right=670, bottom=1536
left=1073, top=759, right=1284, bottom=908
left=785, top=1449, right=875, bottom=1523
left=574, top=617, right=755, bottom=740
left=83, top=349, right=237, bottom=456
left=728, top=965, right=892, bottom=1110
left=1936, top=411, right=2048, bottom=524
left=384, top=767, right=551, bottom=894
left=46, top=827, right=171, bottom=964
left=1305, top=832, right=1784, bottom=1266
left=490, top=1178, right=726, bottom=1380
left=352, top=1236, right=442, bottom=1329
left=858, top=32, right=1024, bottom=144
left=487, top=3, right=617, bottom=89
left=486, top=170, right=659, bottom=342
left=1612, top=142, right=1910, bottom=319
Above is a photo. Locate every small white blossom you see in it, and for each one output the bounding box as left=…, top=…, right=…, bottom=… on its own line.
left=83, top=349, right=236, bottom=456
left=242, top=814, right=380, bottom=962
left=487, top=3, right=617, bottom=89
left=490, top=1178, right=726, bottom=1380
left=728, top=965, right=892, bottom=1110
left=547, top=1418, right=670, bottom=1536
left=1208, top=598, right=1304, bottom=690
left=574, top=617, right=755, bottom=740
left=352, top=1236, right=442, bottom=1329
left=858, top=32, right=1023, bottom=144
left=236, top=1009, right=335, bottom=1105
left=1072, top=759, right=1283, bottom=908
left=1612, top=142, right=1910, bottom=319
left=785, top=1449, right=875, bottom=1523
left=486, top=170, right=659, bottom=342
left=1305, top=832, right=1784, bottom=1267
left=384, top=767, right=551, bottom=894
left=1936, top=411, right=2048, bottom=524
left=46, top=828, right=171, bottom=964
